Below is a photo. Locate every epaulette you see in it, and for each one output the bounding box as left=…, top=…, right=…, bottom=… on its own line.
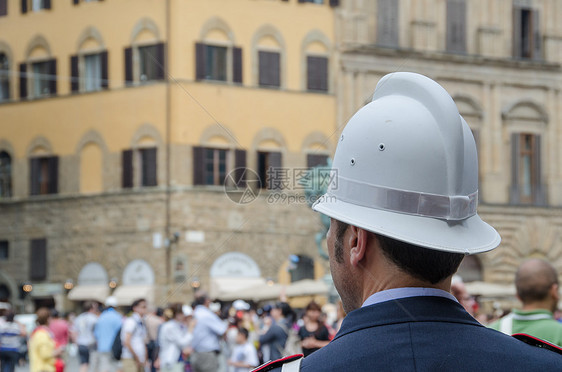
left=251, top=354, right=304, bottom=372
left=513, top=333, right=562, bottom=355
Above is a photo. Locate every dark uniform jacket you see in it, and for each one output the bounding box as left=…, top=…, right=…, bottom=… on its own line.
left=263, top=296, right=562, bottom=371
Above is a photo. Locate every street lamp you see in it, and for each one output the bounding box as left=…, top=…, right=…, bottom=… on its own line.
left=63, top=279, right=74, bottom=291
left=190, top=277, right=200, bottom=292
left=109, top=278, right=118, bottom=290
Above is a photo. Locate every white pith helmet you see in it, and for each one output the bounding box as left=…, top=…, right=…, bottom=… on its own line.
left=312, top=72, right=501, bottom=254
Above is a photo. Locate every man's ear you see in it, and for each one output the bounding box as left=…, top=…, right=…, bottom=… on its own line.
left=349, top=226, right=368, bottom=267
left=550, top=283, right=560, bottom=301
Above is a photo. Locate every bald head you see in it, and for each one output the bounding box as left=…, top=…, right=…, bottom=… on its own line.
left=515, top=259, right=559, bottom=304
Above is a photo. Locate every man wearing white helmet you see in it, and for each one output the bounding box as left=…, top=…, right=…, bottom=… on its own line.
left=253, top=72, right=561, bottom=371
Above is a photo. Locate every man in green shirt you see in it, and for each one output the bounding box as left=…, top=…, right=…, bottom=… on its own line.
left=489, top=258, right=562, bottom=347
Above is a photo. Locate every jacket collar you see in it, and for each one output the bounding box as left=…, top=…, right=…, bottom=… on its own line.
left=334, top=296, right=482, bottom=342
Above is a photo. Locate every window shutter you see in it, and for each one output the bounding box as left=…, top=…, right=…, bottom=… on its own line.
left=70, top=55, right=79, bottom=93
left=533, top=135, right=545, bottom=205
left=154, top=42, right=166, bottom=80
left=48, top=156, right=58, bottom=194
left=192, top=146, right=205, bottom=185
left=268, top=151, right=282, bottom=190
left=30, top=239, right=47, bottom=281
left=509, top=133, right=520, bottom=204
left=44, top=0, right=51, bottom=9
left=259, top=51, right=280, bottom=87
left=142, top=148, right=157, bottom=187
left=19, top=63, right=27, bottom=99
left=100, top=50, right=108, bottom=89
left=29, top=158, right=40, bottom=196
left=307, top=154, right=329, bottom=168
left=307, top=56, right=328, bottom=92
left=0, top=0, right=7, bottom=16
left=195, top=43, right=206, bottom=80
left=512, top=7, right=522, bottom=58
left=532, top=10, right=541, bottom=60
left=233, top=47, right=243, bottom=84
left=329, top=0, right=339, bottom=7
left=446, top=0, right=466, bottom=53
left=234, top=149, right=247, bottom=187
left=124, top=47, right=133, bottom=85
left=48, top=59, right=57, bottom=95
left=377, top=0, right=399, bottom=47
left=73, top=0, right=79, bottom=4
left=21, top=0, right=27, bottom=13
left=122, top=150, right=133, bottom=188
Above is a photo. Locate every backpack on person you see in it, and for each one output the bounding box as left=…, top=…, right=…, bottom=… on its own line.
left=111, top=327, right=122, bottom=360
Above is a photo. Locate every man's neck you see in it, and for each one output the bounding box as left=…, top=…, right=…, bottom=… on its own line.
left=521, top=302, right=554, bottom=313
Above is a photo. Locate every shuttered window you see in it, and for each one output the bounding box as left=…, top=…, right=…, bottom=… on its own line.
left=0, top=241, right=7, bottom=260
left=29, top=156, right=58, bottom=196
left=122, top=147, right=157, bottom=188
left=0, top=0, right=7, bottom=17
left=307, top=154, right=329, bottom=168
left=71, top=51, right=108, bottom=93
left=193, top=146, right=245, bottom=186
left=195, top=43, right=243, bottom=83
left=124, top=43, right=165, bottom=85
left=21, top=0, right=50, bottom=13
left=31, top=59, right=56, bottom=97
left=140, top=147, right=157, bottom=187
left=307, top=56, right=328, bottom=92
left=0, top=53, right=9, bottom=101
left=258, top=151, right=282, bottom=190
left=258, top=51, right=280, bottom=88
left=513, top=7, right=541, bottom=60
left=30, top=239, right=47, bottom=281
left=446, top=0, right=467, bottom=53
left=377, top=0, right=399, bottom=47
left=0, top=151, right=12, bottom=197
left=510, top=133, right=545, bottom=205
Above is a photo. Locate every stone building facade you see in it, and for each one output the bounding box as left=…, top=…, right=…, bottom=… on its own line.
left=335, top=0, right=562, bottom=299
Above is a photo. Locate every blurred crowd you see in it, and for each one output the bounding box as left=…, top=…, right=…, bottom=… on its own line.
left=1, top=258, right=561, bottom=372
left=0, top=291, right=344, bottom=372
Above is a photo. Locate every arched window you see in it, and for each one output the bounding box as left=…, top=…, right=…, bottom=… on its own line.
left=71, top=27, right=108, bottom=93
left=0, top=53, right=9, bottom=101
left=195, top=18, right=242, bottom=84
left=125, top=19, right=165, bottom=85
left=302, top=32, right=331, bottom=92
left=21, top=36, right=57, bottom=99
left=0, top=151, right=11, bottom=197
left=289, top=254, right=315, bottom=282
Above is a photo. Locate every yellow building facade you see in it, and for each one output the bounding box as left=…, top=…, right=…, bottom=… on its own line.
left=0, top=0, right=338, bottom=310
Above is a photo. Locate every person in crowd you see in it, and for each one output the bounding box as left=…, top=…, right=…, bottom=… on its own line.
left=227, top=328, right=258, bottom=372
left=94, top=296, right=122, bottom=372
left=0, top=310, right=26, bottom=372
left=157, top=303, right=195, bottom=372
left=72, top=301, right=99, bottom=372
left=297, top=301, right=330, bottom=357
left=331, top=300, right=345, bottom=335
left=29, top=308, right=63, bottom=372
left=258, top=302, right=293, bottom=362
left=48, top=310, right=69, bottom=352
left=190, top=290, right=227, bottom=372
left=451, top=275, right=478, bottom=317
left=489, top=259, right=562, bottom=346
left=253, top=72, right=561, bottom=371
left=145, top=307, right=164, bottom=372
left=121, top=298, right=148, bottom=372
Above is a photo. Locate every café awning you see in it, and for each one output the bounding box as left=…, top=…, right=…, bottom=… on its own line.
left=113, top=285, right=154, bottom=306
left=67, top=285, right=109, bottom=302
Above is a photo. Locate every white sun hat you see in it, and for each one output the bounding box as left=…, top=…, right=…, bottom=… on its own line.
left=312, top=72, right=500, bottom=254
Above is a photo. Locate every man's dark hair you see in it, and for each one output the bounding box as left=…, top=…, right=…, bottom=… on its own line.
left=238, top=327, right=249, bottom=340
left=131, top=298, right=146, bottom=310
left=193, top=291, right=209, bottom=307
left=83, top=301, right=95, bottom=312
left=335, top=220, right=464, bottom=284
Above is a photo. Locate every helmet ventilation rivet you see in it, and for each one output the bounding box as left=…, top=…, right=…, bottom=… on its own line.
left=379, top=143, right=385, bottom=151
left=350, top=158, right=356, bottom=166
left=340, top=134, right=344, bottom=142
